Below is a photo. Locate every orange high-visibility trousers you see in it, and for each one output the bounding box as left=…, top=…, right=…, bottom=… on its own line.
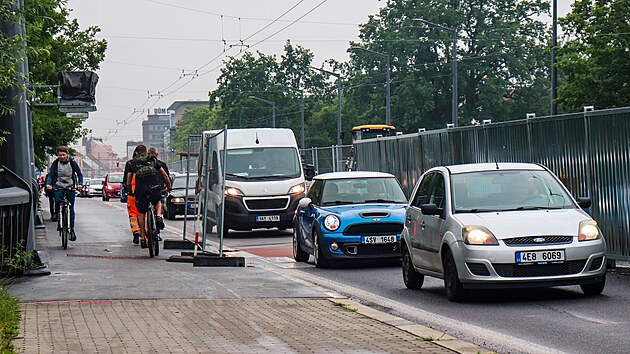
left=127, top=175, right=139, bottom=235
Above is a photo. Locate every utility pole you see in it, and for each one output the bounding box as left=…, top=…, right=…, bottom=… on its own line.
left=309, top=66, right=342, bottom=146
left=412, top=18, right=458, bottom=126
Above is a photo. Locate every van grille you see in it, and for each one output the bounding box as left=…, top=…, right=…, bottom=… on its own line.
left=243, top=197, right=289, bottom=211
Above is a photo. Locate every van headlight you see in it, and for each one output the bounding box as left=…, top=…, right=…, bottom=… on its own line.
left=172, top=197, right=185, bottom=204
left=463, top=226, right=498, bottom=245
left=224, top=187, right=244, bottom=197
left=579, top=220, right=601, bottom=241
left=323, top=215, right=340, bottom=231
left=288, top=183, right=305, bottom=195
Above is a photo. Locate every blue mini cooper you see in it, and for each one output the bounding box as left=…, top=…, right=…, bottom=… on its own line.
left=293, top=171, right=408, bottom=268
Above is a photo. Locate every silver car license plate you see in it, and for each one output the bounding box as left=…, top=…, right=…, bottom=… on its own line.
left=515, top=250, right=565, bottom=264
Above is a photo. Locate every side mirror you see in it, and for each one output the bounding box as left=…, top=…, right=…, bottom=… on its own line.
left=420, top=203, right=443, bottom=216
left=303, top=164, right=316, bottom=181
left=298, top=197, right=312, bottom=209
left=577, top=197, right=591, bottom=209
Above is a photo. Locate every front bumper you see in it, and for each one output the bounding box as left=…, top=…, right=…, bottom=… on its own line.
left=223, top=193, right=304, bottom=230
left=319, top=222, right=404, bottom=261
left=449, top=238, right=607, bottom=289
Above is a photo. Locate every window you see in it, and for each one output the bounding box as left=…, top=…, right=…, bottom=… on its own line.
left=411, top=173, right=434, bottom=208
left=307, top=180, right=323, bottom=205
left=428, top=174, right=446, bottom=209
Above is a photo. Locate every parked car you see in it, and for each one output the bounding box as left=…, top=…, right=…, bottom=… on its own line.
left=91, top=176, right=105, bottom=197
left=293, top=171, right=408, bottom=268
left=163, top=173, right=197, bottom=220
left=102, top=172, right=124, bottom=201
left=401, top=162, right=607, bottom=301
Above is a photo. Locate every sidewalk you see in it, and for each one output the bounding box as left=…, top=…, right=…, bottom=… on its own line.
left=9, top=199, right=492, bottom=353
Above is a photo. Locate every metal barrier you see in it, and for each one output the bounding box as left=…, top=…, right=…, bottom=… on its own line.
left=300, top=145, right=353, bottom=173
left=0, top=166, right=32, bottom=272
left=354, top=107, right=630, bottom=260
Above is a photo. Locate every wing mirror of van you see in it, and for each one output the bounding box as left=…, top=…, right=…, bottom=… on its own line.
left=420, top=203, right=443, bottom=216
left=303, top=164, right=316, bottom=181
left=298, top=197, right=312, bottom=209
left=577, top=197, right=591, bottom=209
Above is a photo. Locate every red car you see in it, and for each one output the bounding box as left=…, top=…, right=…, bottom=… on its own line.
left=102, top=172, right=124, bottom=201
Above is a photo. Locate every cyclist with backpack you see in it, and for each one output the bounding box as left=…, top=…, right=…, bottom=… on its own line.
left=45, top=146, right=84, bottom=241
left=125, top=145, right=171, bottom=248
left=122, top=145, right=144, bottom=245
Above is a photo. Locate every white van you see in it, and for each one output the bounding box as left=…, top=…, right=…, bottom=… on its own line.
left=197, top=128, right=315, bottom=234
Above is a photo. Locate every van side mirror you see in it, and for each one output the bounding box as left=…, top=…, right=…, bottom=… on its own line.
left=420, top=203, right=443, bottom=216
left=303, top=164, right=316, bottom=181
left=577, top=197, right=591, bottom=209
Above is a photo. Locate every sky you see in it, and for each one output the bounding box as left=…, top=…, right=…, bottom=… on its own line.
left=67, top=0, right=572, bottom=157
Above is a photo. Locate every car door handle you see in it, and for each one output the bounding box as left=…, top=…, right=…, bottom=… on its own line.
left=420, top=221, right=426, bottom=230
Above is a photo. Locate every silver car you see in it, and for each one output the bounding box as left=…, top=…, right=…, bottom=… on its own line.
left=402, top=163, right=606, bottom=301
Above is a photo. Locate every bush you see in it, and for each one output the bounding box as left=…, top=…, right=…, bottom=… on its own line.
left=0, top=287, right=19, bottom=353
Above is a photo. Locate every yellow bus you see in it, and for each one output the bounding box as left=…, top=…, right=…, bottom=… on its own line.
left=351, top=124, right=396, bottom=141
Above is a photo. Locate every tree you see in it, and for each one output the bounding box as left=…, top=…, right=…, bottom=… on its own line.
left=170, top=105, right=222, bottom=154
left=25, top=0, right=106, bottom=167
left=347, top=0, right=551, bottom=133
left=557, top=0, right=630, bottom=110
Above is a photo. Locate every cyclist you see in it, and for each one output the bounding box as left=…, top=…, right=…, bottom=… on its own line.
left=126, top=145, right=171, bottom=248
left=45, top=146, right=83, bottom=241
left=122, top=145, right=144, bottom=245
left=147, top=146, right=170, bottom=240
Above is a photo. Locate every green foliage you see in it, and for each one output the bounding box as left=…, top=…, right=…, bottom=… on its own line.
left=346, top=0, right=551, bottom=131
left=557, top=0, right=630, bottom=110
left=0, top=287, right=19, bottom=354
left=24, top=0, right=106, bottom=169
left=0, top=0, right=23, bottom=119
left=170, top=105, right=222, bottom=154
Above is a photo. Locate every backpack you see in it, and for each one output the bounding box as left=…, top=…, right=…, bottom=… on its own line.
left=134, top=154, right=158, bottom=181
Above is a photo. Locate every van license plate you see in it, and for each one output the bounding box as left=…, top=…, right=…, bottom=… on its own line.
left=256, top=215, right=280, bottom=222
left=362, top=235, right=397, bottom=244
left=515, top=250, right=565, bottom=264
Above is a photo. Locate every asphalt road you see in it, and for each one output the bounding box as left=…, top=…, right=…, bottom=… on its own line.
left=84, top=197, right=630, bottom=353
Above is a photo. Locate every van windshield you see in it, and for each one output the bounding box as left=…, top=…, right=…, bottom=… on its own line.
left=225, top=147, right=301, bottom=179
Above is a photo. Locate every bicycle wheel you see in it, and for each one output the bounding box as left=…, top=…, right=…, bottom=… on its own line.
left=61, top=205, right=68, bottom=249
left=147, top=208, right=156, bottom=258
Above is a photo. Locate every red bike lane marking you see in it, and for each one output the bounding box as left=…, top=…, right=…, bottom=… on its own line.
left=240, top=245, right=293, bottom=258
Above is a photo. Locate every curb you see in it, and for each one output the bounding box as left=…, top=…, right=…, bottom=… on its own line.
left=330, top=298, right=495, bottom=354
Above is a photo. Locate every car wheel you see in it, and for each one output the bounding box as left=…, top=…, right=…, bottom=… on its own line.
left=402, top=244, right=424, bottom=290
left=313, top=228, right=330, bottom=268
left=580, top=274, right=606, bottom=296
left=443, top=249, right=467, bottom=302
left=293, top=225, right=309, bottom=262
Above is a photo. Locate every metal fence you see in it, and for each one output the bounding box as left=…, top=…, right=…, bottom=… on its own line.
left=354, top=107, right=630, bottom=260
left=300, top=145, right=353, bottom=174
left=0, top=166, right=32, bottom=272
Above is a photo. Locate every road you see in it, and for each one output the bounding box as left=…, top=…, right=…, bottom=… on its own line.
left=84, top=197, right=630, bottom=353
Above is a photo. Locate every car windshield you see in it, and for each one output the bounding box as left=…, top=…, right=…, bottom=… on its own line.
left=321, top=177, right=407, bottom=205
left=225, top=147, right=301, bottom=179
left=109, top=174, right=123, bottom=183
left=172, top=175, right=196, bottom=189
left=451, top=169, right=575, bottom=212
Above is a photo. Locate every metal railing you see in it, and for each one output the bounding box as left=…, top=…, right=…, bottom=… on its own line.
left=300, top=145, right=353, bottom=174
left=0, top=166, right=32, bottom=273
left=353, top=107, right=630, bottom=260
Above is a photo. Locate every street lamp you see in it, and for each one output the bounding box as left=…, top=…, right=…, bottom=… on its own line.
left=349, top=46, right=391, bottom=126
left=551, top=0, right=558, bottom=115
left=248, top=96, right=275, bottom=128
left=309, top=66, right=342, bottom=146
left=412, top=18, right=458, bottom=127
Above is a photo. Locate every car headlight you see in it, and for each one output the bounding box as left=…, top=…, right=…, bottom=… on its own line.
left=224, top=187, right=244, bottom=197
left=463, top=226, right=498, bottom=245
left=323, top=215, right=340, bottom=231
left=288, top=183, right=305, bottom=195
left=106, top=186, right=113, bottom=190
left=172, top=197, right=185, bottom=204
left=579, top=220, right=601, bottom=241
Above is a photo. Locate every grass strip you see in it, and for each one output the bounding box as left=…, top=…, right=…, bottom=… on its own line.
left=0, top=287, right=19, bottom=354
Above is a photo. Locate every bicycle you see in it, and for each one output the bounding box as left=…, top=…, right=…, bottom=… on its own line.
left=55, top=188, right=73, bottom=250
left=145, top=191, right=160, bottom=258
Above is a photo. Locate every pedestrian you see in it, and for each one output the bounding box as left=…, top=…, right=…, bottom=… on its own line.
left=123, top=145, right=144, bottom=245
